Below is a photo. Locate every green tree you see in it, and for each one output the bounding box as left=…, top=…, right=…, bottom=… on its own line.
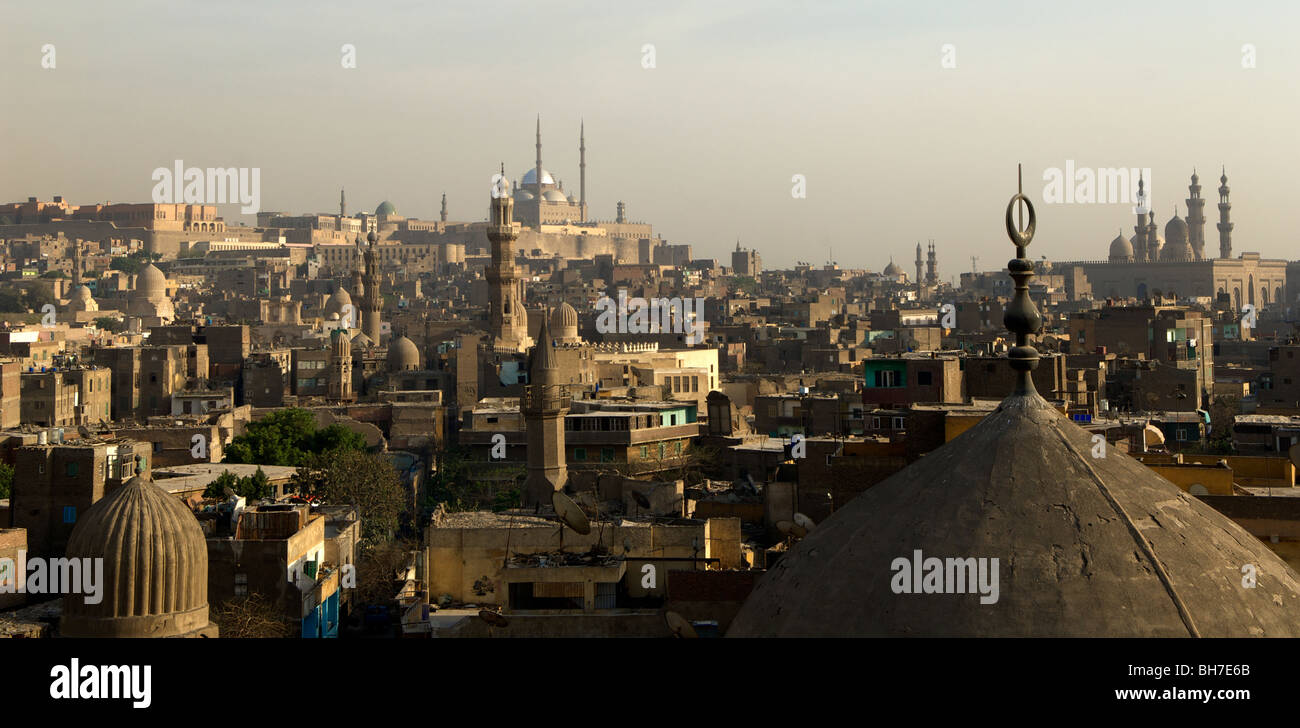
left=40, top=270, right=65, bottom=279
left=94, top=316, right=123, bottom=333
left=0, top=462, right=12, bottom=499
left=224, top=408, right=365, bottom=467
left=203, top=468, right=272, bottom=500
left=291, top=449, right=406, bottom=540
left=110, top=257, right=142, bottom=275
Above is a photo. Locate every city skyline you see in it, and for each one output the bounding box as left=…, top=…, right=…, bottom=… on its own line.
left=3, top=0, right=1298, bottom=269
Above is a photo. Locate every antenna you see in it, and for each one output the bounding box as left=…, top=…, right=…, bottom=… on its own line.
left=551, top=490, right=591, bottom=535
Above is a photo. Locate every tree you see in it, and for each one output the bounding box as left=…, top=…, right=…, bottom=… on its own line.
left=292, top=449, right=406, bottom=540
left=94, top=316, right=123, bottom=333
left=210, top=593, right=292, bottom=638
left=224, top=408, right=366, bottom=467
left=0, top=462, right=12, bottom=499
left=40, top=270, right=65, bottom=279
left=203, top=468, right=272, bottom=500
left=110, top=257, right=142, bottom=275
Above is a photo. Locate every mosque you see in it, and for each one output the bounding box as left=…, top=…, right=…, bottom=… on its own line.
left=1059, top=170, right=1287, bottom=308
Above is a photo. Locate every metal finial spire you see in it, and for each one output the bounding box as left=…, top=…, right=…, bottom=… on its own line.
left=1003, top=164, right=1041, bottom=395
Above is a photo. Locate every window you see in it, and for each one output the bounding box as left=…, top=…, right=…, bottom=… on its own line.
left=62, top=506, right=76, bottom=523
left=875, top=370, right=901, bottom=387
left=573, top=447, right=587, bottom=461
left=892, top=417, right=905, bottom=430
left=234, top=573, right=248, bottom=597
left=872, top=416, right=882, bottom=429
left=917, top=371, right=933, bottom=386
left=66, top=462, right=78, bottom=477
left=601, top=447, right=614, bottom=462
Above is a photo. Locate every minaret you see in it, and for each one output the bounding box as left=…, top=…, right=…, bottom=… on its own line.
left=522, top=312, right=569, bottom=506
left=1217, top=168, right=1233, bottom=259
left=440, top=192, right=447, bottom=223
left=1146, top=210, right=1159, bottom=262
left=339, top=188, right=346, bottom=218
left=1186, top=170, right=1206, bottom=260
left=579, top=120, right=587, bottom=221
left=534, top=115, right=543, bottom=195
left=1133, top=173, right=1149, bottom=261
left=362, top=231, right=382, bottom=342
left=350, top=235, right=364, bottom=300
left=72, top=238, right=83, bottom=283
left=486, top=166, right=532, bottom=352
left=926, top=241, right=938, bottom=285
left=327, top=329, right=352, bottom=401
left=616, top=201, right=626, bottom=224
left=915, top=243, right=924, bottom=286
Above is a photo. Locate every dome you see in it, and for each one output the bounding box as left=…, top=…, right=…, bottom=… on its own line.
left=324, top=287, right=352, bottom=318
left=351, top=331, right=373, bottom=348
left=387, top=335, right=421, bottom=372
left=1164, top=213, right=1188, bottom=245
left=513, top=189, right=536, bottom=201
left=375, top=200, right=397, bottom=216
left=1108, top=233, right=1134, bottom=261
left=728, top=390, right=1300, bottom=637
left=550, top=302, right=580, bottom=342
left=67, top=284, right=98, bottom=312
left=566, top=195, right=577, bottom=204
left=137, top=263, right=167, bottom=298
left=521, top=168, right=555, bottom=186
left=883, top=260, right=904, bottom=276
left=61, top=472, right=216, bottom=638
left=541, top=189, right=568, bottom=203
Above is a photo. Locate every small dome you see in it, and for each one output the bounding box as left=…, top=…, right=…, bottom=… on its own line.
left=1109, top=233, right=1134, bottom=261
left=387, top=335, right=421, bottom=372
left=513, top=189, right=536, bottom=201
left=62, top=472, right=215, bottom=638
left=324, top=287, right=352, bottom=318
left=550, top=302, right=580, bottom=342
left=522, top=168, right=555, bottom=186
left=67, top=284, right=98, bottom=312
left=375, top=200, right=397, bottom=216
left=330, top=328, right=351, bottom=357
left=137, top=263, right=168, bottom=298
left=566, top=195, right=577, bottom=204
left=542, top=189, right=568, bottom=203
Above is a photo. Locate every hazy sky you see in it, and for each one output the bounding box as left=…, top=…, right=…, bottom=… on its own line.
left=2, top=0, right=1297, bottom=275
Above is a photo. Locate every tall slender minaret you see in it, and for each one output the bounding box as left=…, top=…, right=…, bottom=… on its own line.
left=915, top=243, right=924, bottom=286
left=339, top=188, right=346, bottom=218
left=1133, top=173, right=1149, bottom=261
left=1146, top=210, right=1159, bottom=262
left=522, top=312, right=569, bottom=505
left=1186, top=170, right=1206, bottom=260
left=361, top=231, right=382, bottom=342
left=1217, top=168, right=1233, bottom=259
left=534, top=115, right=543, bottom=195
left=486, top=166, right=532, bottom=352
left=579, top=120, right=587, bottom=221
left=926, top=241, right=938, bottom=285
left=440, top=192, right=447, bottom=223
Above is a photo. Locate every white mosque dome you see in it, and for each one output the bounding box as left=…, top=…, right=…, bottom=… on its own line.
left=513, top=189, right=536, bottom=201
left=541, top=189, right=568, bottom=203
left=521, top=168, right=556, bottom=186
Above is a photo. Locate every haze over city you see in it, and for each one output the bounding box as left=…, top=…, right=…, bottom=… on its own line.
left=3, top=0, right=1298, bottom=270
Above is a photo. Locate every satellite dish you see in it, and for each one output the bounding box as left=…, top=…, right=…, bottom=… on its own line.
left=1289, top=442, right=1300, bottom=469
left=478, top=609, right=509, bottom=628
left=664, top=610, right=698, bottom=639
left=630, top=489, right=652, bottom=509
left=793, top=512, right=816, bottom=532
left=552, top=490, right=591, bottom=535
left=777, top=520, right=806, bottom=539
left=1143, top=424, right=1165, bottom=447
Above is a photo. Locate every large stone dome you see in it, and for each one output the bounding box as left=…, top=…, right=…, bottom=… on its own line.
left=324, top=287, right=352, bottom=318
left=1108, top=233, right=1134, bottom=262
left=61, top=472, right=216, bottom=638
left=728, top=390, right=1300, bottom=637
left=883, top=259, right=904, bottom=277
left=67, top=284, right=98, bottom=312
left=541, top=189, right=569, bottom=203
left=375, top=200, right=397, bottom=217
left=136, top=263, right=167, bottom=298
left=387, top=335, right=421, bottom=372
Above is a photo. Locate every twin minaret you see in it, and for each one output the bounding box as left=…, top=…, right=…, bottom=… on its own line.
left=914, top=241, right=938, bottom=286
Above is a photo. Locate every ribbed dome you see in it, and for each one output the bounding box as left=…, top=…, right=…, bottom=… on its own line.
left=387, top=335, right=421, bottom=372
left=729, top=390, right=1300, bottom=637
left=1108, top=233, right=1134, bottom=261
left=324, top=287, right=352, bottom=318
left=137, top=264, right=167, bottom=298
left=550, top=302, right=580, bottom=342
left=62, top=473, right=214, bottom=638
left=330, top=328, right=351, bottom=357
